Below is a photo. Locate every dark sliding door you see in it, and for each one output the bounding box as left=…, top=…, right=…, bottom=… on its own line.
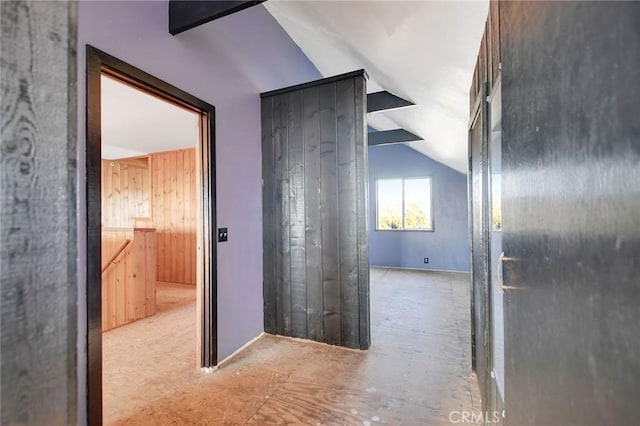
left=499, top=2, right=640, bottom=424
left=261, top=71, right=370, bottom=350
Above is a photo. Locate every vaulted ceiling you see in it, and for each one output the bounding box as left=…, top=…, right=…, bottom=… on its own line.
left=103, top=1, right=488, bottom=174
left=264, top=0, right=489, bottom=173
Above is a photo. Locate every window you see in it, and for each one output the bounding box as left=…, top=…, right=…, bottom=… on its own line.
left=376, top=177, right=432, bottom=231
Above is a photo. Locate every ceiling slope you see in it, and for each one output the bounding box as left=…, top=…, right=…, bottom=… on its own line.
left=264, top=0, right=488, bottom=173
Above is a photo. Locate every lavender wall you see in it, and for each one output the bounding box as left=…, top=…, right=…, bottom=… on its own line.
left=76, top=1, right=321, bottom=408
left=369, top=144, right=469, bottom=272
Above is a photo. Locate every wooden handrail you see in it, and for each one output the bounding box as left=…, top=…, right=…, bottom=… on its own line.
left=101, top=239, right=131, bottom=273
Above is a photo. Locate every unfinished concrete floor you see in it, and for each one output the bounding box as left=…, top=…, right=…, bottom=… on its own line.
left=103, top=268, right=479, bottom=425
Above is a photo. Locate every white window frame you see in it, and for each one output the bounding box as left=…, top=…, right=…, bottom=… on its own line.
left=375, top=177, right=434, bottom=231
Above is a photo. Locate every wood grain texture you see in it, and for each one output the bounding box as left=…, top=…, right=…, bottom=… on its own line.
left=319, top=83, right=342, bottom=346
left=485, top=18, right=493, bottom=90
left=274, top=94, right=291, bottom=336
left=354, top=76, right=370, bottom=350
left=103, top=269, right=478, bottom=425
left=470, top=60, right=479, bottom=110
left=500, top=2, right=640, bottom=423
left=101, top=158, right=150, bottom=227
left=336, top=77, right=360, bottom=349
left=490, top=0, right=500, bottom=83
left=288, top=90, right=307, bottom=339
left=303, top=86, right=323, bottom=341
left=261, top=97, right=277, bottom=334
left=150, top=148, right=197, bottom=285
left=261, top=73, right=369, bottom=349
left=0, top=1, right=78, bottom=424
left=469, top=84, right=490, bottom=411
left=101, top=228, right=156, bottom=331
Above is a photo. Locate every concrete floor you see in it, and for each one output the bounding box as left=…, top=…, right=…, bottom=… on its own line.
left=103, top=268, right=479, bottom=425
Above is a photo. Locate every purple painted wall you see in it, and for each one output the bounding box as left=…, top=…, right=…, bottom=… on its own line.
left=76, top=1, right=321, bottom=405
left=369, top=144, right=470, bottom=272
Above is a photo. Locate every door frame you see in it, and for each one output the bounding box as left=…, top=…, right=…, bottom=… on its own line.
left=468, top=81, right=491, bottom=409
left=85, top=45, right=217, bottom=424
left=487, top=73, right=505, bottom=418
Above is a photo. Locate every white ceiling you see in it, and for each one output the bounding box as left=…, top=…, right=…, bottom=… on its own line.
left=101, top=75, right=199, bottom=159
left=264, top=0, right=489, bottom=173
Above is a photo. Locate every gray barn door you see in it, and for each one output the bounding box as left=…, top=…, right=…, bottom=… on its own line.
left=261, top=71, right=370, bottom=350
left=500, top=2, right=640, bottom=424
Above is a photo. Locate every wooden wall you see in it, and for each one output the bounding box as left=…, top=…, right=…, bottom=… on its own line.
left=101, top=228, right=156, bottom=331
left=101, top=157, right=150, bottom=227
left=261, top=71, right=370, bottom=350
left=468, top=0, right=501, bottom=412
left=150, top=148, right=197, bottom=285
left=0, top=1, right=78, bottom=424
left=499, top=2, right=640, bottom=424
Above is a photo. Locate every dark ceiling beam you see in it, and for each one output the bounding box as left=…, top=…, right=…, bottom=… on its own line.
left=169, top=1, right=266, bottom=35
left=367, top=91, right=415, bottom=113
left=368, top=129, right=422, bottom=146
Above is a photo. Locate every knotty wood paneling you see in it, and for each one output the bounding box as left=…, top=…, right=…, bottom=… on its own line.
left=261, top=71, right=370, bottom=349
left=0, top=1, right=78, bottom=424
left=101, top=228, right=156, bottom=331
left=150, top=148, right=197, bottom=285
left=101, top=157, right=150, bottom=227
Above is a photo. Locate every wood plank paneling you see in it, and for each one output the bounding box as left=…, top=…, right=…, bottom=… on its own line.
left=145, top=230, right=157, bottom=316
left=336, top=77, right=360, bottom=349
left=303, top=86, right=323, bottom=341
left=490, top=0, right=501, bottom=83
left=274, top=94, right=292, bottom=336
left=470, top=61, right=479, bottom=110
left=0, top=2, right=78, bottom=424
left=485, top=18, right=494, bottom=90
left=101, top=158, right=150, bottom=227
left=261, top=71, right=369, bottom=349
left=288, top=90, right=307, bottom=339
left=101, top=228, right=156, bottom=331
left=150, top=148, right=197, bottom=285
left=469, top=99, right=490, bottom=407
left=354, top=76, right=370, bottom=350
left=262, top=97, right=277, bottom=334
left=319, top=83, right=342, bottom=346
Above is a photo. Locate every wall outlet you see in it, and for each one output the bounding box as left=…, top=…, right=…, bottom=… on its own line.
left=424, top=257, right=429, bottom=264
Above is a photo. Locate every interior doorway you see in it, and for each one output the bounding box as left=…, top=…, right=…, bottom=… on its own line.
left=86, top=46, right=217, bottom=424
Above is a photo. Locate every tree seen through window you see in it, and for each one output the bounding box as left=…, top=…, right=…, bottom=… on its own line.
left=376, top=178, right=432, bottom=230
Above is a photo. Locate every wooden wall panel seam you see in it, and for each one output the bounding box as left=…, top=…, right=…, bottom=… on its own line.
left=262, top=96, right=277, bottom=334
left=288, top=90, right=307, bottom=339
left=262, top=74, right=368, bottom=349
left=303, top=86, right=323, bottom=341
left=149, top=149, right=197, bottom=285
left=320, top=82, right=342, bottom=346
